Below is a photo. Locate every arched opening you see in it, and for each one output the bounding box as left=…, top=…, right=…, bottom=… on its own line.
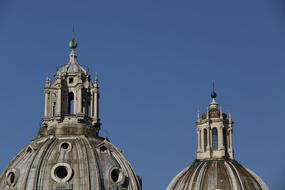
left=52, top=102, right=56, bottom=116
left=68, top=92, right=74, bottom=114
left=87, top=103, right=91, bottom=117
left=203, top=129, right=207, bottom=151
left=212, top=128, right=218, bottom=150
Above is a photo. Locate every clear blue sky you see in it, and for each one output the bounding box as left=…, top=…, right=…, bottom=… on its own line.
left=0, top=0, right=284, bottom=189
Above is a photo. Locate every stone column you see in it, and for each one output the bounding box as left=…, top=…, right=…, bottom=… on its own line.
left=44, top=91, right=49, bottom=117
left=201, top=129, right=204, bottom=151
left=57, top=88, right=61, bottom=115
left=206, top=127, right=210, bottom=150
left=78, top=86, right=82, bottom=114
left=218, top=126, right=225, bottom=150
left=93, top=88, right=99, bottom=121
left=229, top=129, right=233, bottom=150
left=197, top=129, right=200, bottom=151
left=90, top=91, right=94, bottom=117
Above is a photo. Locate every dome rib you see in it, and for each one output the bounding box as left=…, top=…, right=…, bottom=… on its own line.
left=21, top=137, right=52, bottom=189
left=244, top=167, right=269, bottom=190
left=82, top=136, right=102, bottom=190
left=92, top=143, right=105, bottom=189
left=78, top=137, right=91, bottom=189
left=34, top=137, right=58, bottom=189
left=105, top=140, right=142, bottom=189
left=224, top=160, right=239, bottom=190
left=227, top=160, right=245, bottom=189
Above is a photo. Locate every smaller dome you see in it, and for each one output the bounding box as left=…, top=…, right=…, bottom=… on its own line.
left=56, top=63, right=87, bottom=75
left=167, top=159, right=268, bottom=190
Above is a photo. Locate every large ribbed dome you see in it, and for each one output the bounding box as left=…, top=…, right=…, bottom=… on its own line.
left=167, top=159, right=268, bottom=190
left=0, top=38, right=141, bottom=190
left=0, top=134, right=141, bottom=189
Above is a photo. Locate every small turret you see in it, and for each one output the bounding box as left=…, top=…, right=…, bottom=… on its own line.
left=196, top=88, right=234, bottom=160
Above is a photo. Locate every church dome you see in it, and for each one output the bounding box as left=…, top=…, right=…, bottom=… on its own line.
left=0, top=38, right=142, bottom=190
left=167, top=89, right=268, bottom=190
left=0, top=135, right=141, bottom=189
left=167, top=159, right=268, bottom=190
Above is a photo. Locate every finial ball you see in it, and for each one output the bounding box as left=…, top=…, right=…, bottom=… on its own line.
left=69, top=38, right=78, bottom=49
left=211, top=90, right=217, bottom=99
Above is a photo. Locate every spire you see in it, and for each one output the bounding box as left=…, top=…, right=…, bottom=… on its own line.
left=92, top=72, right=101, bottom=131
left=229, top=112, right=232, bottom=122
left=45, top=75, right=50, bottom=85
left=68, top=29, right=78, bottom=65
left=211, top=82, right=217, bottom=99
left=197, top=110, right=201, bottom=122
left=95, top=72, right=99, bottom=88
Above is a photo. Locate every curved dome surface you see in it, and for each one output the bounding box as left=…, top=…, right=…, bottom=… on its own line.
left=167, top=159, right=268, bottom=190
left=0, top=135, right=141, bottom=190
left=57, top=63, right=87, bottom=75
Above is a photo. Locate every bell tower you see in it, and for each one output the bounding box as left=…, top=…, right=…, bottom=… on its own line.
left=41, top=37, right=101, bottom=136
left=196, top=89, right=234, bottom=160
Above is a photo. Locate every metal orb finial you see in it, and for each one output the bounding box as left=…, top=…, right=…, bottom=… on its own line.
left=211, top=90, right=217, bottom=99
left=69, top=38, right=78, bottom=49
left=211, top=82, right=217, bottom=99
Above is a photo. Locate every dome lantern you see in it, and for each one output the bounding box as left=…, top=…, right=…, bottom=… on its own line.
left=197, top=89, right=231, bottom=160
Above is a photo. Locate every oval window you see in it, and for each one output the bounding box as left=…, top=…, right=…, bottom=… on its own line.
left=6, top=169, right=18, bottom=186
left=110, top=167, right=125, bottom=185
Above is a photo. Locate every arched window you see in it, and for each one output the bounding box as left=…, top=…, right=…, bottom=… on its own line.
left=87, top=103, right=91, bottom=117
left=68, top=92, right=74, bottom=114
left=212, top=128, right=218, bottom=150
left=203, top=129, right=207, bottom=151
left=52, top=102, right=56, bottom=117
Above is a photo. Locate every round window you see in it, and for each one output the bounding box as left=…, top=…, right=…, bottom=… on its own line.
left=51, top=163, right=73, bottom=183
left=55, top=166, right=68, bottom=179
left=110, top=167, right=125, bottom=185
left=61, top=143, right=69, bottom=150
left=59, top=142, right=72, bottom=151
left=6, top=169, right=18, bottom=186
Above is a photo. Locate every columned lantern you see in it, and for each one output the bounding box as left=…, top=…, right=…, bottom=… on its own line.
left=196, top=89, right=234, bottom=160
left=42, top=37, right=101, bottom=135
